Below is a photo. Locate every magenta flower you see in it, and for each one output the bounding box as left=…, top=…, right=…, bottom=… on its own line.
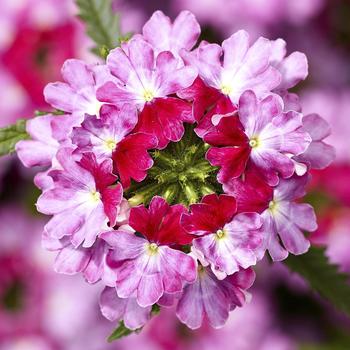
left=101, top=197, right=196, bottom=307
left=182, top=194, right=263, bottom=279
left=176, top=264, right=255, bottom=329
left=225, top=171, right=317, bottom=261
left=205, top=90, right=311, bottom=185
left=142, top=10, right=200, bottom=57
left=44, top=59, right=113, bottom=118
left=37, top=149, right=123, bottom=248
left=97, top=36, right=197, bottom=148
left=182, top=30, right=281, bottom=104
left=100, top=287, right=151, bottom=330
left=72, top=104, right=157, bottom=188
left=177, top=76, right=223, bottom=124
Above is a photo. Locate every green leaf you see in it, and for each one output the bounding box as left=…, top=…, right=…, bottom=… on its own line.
left=108, top=304, right=161, bottom=342
left=0, top=119, right=29, bottom=156
left=76, top=0, right=124, bottom=56
left=285, top=247, right=350, bottom=317
left=107, top=321, right=140, bottom=342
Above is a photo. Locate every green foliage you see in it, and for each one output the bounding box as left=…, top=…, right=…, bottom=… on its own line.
left=108, top=321, right=138, bottom=342
left=285, top=247, right=350, bottom=317
left=108, top=304, right=161, bottom=342
left=0, top=119, right=29, bottom=156
left=76, top=0, right=126, bottom=57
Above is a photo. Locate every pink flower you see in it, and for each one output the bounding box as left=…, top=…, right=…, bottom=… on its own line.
left=16, top=113, right=79, bottom=168
left=176, top=264, right=255, bottom=329
left=142, top=10, right=200, bottom=57
left=270, top=38, right=308, bottom=111
left=205, top=90, right=311, bottom=185
left=203, top=113, right=251, bottom=182
left=72, top=104, right=157, bottom=188
left=37, top=149, right=123, bottom=248
left=182, top=30, right=281, bottom=104
left=72, top=104, right=138, bottom=160
left=44, top=59, right=113, bottom=118
left=294, top=114, right=335, bottom=170
left=42, top=233, right=110, bottom=284
left=97, top=36, right=197, bottom=148
left=225, top=172, right=317, bottom=261
left=42, top=199, right=132, bottom=283
left=182, top=194, right=263, bottom=279
left=101, top=197, right=196, bottom=307
left=100, top=287, right=151, bottom=330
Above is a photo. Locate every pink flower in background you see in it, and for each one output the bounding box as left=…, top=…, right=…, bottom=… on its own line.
left=172, top=0, right=325, bottom=37
left=182, top=30, right=281, bottom=104
left=302, top=89, right=350, bottom=163
left=182, top=194, right=263, bottom=278
left=0, top=67, right=29, bottom=127
left=0, top=207, right=108, bottom=348
left=37, top=149, right=123, bottom=248
left=2, top=24, right=77, bottom=108
left=176, top=265, right=255, bottom=329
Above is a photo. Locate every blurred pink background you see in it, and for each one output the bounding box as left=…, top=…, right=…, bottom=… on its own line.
left=0, top=0, right=349, bottom=349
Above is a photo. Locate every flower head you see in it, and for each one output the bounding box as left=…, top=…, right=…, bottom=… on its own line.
left=12, top=9, right=334, bottom=333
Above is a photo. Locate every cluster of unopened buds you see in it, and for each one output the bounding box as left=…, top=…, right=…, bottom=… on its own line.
left=16, top=11, right=334, bottom=331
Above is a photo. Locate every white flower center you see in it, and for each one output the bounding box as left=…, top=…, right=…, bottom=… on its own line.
left=249, top=137, right=259, bottom=148
left=215, top=229, right=226, bottom=240
left=143, top=89, right=155, bottom=102
left=268, top=200, right=278, bottom=214
left=104, top=138, right=117, bottom=151
left=147, top=242, right=159, bottom=256
left=220, top=84, right=232, bottom=95
left=89, top=190, right=101, bottom=203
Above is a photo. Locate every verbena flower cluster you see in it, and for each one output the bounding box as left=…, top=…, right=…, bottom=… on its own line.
left=16, top=10, right=334, bottom=331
